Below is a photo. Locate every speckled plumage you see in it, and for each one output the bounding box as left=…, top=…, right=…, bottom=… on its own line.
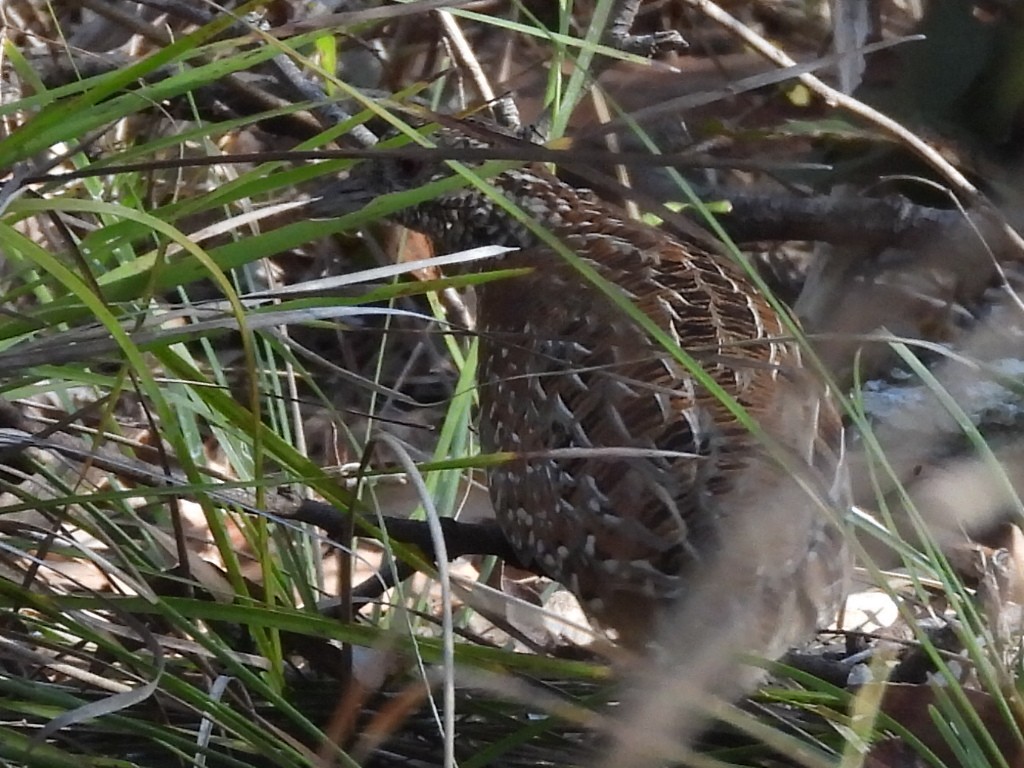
left=319, top=124, right=849, bottom=651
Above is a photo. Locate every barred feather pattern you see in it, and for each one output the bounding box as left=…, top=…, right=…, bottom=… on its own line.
left=329, top=130, right=849, bottom=651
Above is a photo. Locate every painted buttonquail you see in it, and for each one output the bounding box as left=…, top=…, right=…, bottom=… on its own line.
left=314, top=120, right=849, bottom=654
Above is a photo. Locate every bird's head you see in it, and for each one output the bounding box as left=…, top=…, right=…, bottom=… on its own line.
left=308, top=119, right=568, bottom=254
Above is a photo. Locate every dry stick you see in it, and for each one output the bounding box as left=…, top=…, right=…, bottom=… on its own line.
left=74, top=0, right=359, bottom=143
left=436, top=9, right=522, bottom=130
left=90, top=0, right=382, bottom=147
left=77, top=0, right=174, bottom=44
left=588, top=86, right=641, bottom=221
left=681, top=0, right=1024, bottom=258
left=269, top=53, right=379, bottom=149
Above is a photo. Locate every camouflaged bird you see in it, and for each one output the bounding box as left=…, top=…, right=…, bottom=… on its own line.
left=313, top=119, right=849, bottom=653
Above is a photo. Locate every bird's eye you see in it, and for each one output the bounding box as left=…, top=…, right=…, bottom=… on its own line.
left=396, top=157, right=424, bottom=178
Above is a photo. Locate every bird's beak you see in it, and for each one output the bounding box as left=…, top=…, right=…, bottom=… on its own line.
left=306, top=173, right=376, bottom=218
